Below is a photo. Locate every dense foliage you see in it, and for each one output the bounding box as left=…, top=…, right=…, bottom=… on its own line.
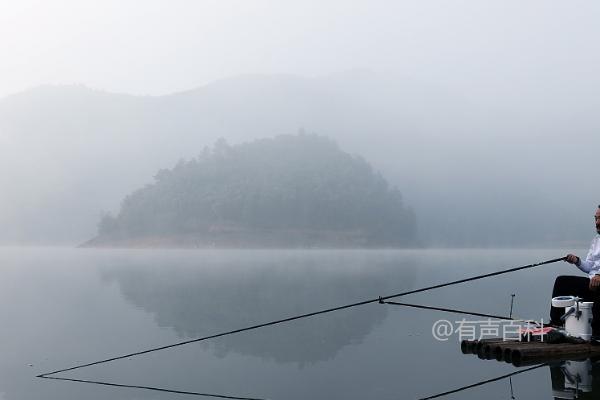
left=96, top=134, right=416, bottom=246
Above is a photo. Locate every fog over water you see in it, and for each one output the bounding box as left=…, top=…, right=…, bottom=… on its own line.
left=1, top=1, right=599, bottom=247
left=2, top=4, right=600, bottom=398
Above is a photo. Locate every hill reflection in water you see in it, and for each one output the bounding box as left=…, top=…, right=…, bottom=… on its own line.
left=102, top=250, right=418, bottom=365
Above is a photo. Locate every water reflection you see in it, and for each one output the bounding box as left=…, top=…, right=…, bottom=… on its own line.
left=1, top=248, right=583, bottom=400
left=417, top=363, right=547, bottom=400
left=423, top=357, right=600, bottom=399
left=550, top=358, right=600, bottom=399
left=102, top=251, right=417, bottom=365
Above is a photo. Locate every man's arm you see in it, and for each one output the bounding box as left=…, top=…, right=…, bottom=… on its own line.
left=565, top=253, right=593, bottom=272
left=566, top=239, right=598, bottom=273
left=565, top=253, right=580, bottom=265
left=566, top=242, right=600, bottom=290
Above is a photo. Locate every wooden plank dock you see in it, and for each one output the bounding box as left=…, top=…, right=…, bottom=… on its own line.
left=461, top=339, right=600, bottom=366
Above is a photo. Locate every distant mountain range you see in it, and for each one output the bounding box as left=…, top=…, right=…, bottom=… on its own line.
left=1, top=72, right=595, bottom=246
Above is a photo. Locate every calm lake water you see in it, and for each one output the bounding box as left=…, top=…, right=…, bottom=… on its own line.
left=0, top=247, right=595, bottom=400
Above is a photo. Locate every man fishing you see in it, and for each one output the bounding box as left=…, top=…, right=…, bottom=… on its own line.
left=550, top=205, right=600, bottom=335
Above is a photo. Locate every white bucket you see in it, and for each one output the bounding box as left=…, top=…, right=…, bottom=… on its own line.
left=564, top=301, right=594, bottom=341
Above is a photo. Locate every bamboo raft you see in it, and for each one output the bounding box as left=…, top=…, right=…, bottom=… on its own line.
left=461, top=339, right=600, bottom=366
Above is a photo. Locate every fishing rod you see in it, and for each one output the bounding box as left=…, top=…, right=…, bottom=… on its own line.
left=39, top=375, right=265, bottom=400
left=38, top=362, right=546, bottom=400
left=417, top=363, right=547, bottom=400
left=38, top=256, right=566, bottom=378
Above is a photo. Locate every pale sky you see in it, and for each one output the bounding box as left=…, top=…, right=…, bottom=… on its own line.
left=1, top=0, right=600, bottom=245
left=1, top=0, right=599, bottom=100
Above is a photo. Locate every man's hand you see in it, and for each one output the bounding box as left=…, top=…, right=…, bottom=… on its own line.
left=590, top=275, right=600, bottom=291
left=565, top=254, right=580, bottom=265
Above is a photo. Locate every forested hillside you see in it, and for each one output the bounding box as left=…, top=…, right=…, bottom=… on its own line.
left=89, top=134, right=416, bottom=247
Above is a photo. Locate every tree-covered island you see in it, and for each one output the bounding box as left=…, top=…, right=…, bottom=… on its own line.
left=85, top=134, right=417, bottom=248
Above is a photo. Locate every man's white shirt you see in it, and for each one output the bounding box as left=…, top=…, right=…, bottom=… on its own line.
left=576, top=235, right=600, bottom=277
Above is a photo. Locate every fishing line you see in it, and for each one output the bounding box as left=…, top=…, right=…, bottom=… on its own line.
left=379, top=300, right=515, bottom=320
left=38, top=256, right=565, bottom=378
left=380, top=300, right=543, bottom=326
left=380, top=300, right=544, bottom=326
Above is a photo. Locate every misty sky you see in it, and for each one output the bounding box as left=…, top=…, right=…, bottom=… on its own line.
left=2, top=0, right=599, bottom=101
left=1, top=0, right=600, bottom=246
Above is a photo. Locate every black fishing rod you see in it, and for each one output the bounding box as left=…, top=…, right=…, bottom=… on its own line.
left=38, top=256, right=566, bottom=378
left=38, top=363, right=547, bottom=400
left=39, top=375, right=265, bottom=400
left=417, top=363, right=547, bottom=400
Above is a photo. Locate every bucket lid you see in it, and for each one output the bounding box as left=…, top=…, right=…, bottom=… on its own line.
left=552, top=296, right=576, bottom=308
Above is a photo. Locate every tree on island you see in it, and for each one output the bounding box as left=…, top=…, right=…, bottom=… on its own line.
left=92, top=134, right=416, bottom=247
